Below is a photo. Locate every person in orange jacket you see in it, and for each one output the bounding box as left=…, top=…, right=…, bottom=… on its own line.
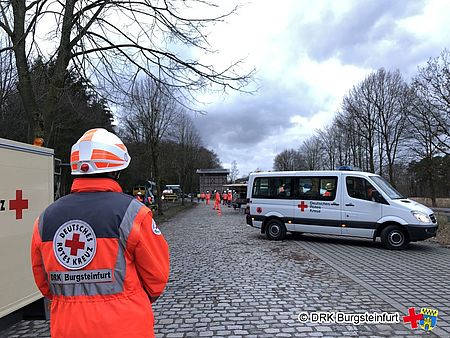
left=213, top=190, right=221, bottom=210
left=135, top=191, right=144, bottom=203
left=205, top=191, right=211, bottom=205
left=227, top=190, right=233, bottom=207
left=323, top=182, right=335, bottom=197
left=222, top=191, right=227, bottom=205
left=30, top=128, right=170, bottom=338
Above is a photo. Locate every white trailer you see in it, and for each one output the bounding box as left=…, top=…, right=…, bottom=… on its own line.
left=0, top=138, right=54, bottom=321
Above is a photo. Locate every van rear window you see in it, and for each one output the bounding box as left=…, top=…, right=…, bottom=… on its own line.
left=252, top=177, right=293, bottom=199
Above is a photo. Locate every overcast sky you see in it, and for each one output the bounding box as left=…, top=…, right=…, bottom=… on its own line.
left=190, top=0, right=450, bottom=177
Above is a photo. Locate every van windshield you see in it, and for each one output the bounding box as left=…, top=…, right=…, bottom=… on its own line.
left=370, top=176, right=404, bottom=199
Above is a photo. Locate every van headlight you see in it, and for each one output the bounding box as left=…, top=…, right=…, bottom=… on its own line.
left=412, top=211, right=431, bottom=223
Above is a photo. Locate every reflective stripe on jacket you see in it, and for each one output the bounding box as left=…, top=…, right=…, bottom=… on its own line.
left=31, top=178, right=169, bottom=338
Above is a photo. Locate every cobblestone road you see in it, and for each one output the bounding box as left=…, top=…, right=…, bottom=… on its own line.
left=0, top=203, right=444, bottom=337
left=298, top=235, right=450, bottom=337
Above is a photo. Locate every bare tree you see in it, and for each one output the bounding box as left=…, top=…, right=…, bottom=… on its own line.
left=273, top=148, right=306, bottom=171
left=172, top=110, right=202, bottom=205
left=0, top=1, right=252, bottom=144
left=413, top=50, right=450, bottom=155
left=341, top=68, right=410, bottom=183
left=122, top=78, right=179, bottom=214
left=317, top=124, right=341, bottom=170
left=334, top=111, right=361, bottom=169
left=0, top=36, right=15, bottom=119
left=299, top=137, right=322, bottom=170
left=371, top=69, right=410, bottom=185
left=229, top=160, right=239, bottom=183
left=342, top=76, right=378, bottom=173
left=406, top=91, right=443, bottom=205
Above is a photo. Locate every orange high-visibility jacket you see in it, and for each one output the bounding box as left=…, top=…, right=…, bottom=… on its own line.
left=31, top=178, right=170, bottom=338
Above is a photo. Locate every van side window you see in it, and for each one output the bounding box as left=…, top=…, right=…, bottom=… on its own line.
left=252, top=177, right=293, bottom=199
left=345, top=177, right=376, bottom=201
left=253, top=178, right=269, bottom=197
left=297, top=177, right=338, bottom=201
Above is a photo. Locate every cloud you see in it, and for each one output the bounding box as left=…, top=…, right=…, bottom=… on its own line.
left=193, top=76, right=339, bottom=174
left=190, top=0, right=450, bottom=177
left=194, top=80, right=312, bottom=146
left=294, top=0, right=424, bottom=57
left=290, top=0, right=429, bottom=76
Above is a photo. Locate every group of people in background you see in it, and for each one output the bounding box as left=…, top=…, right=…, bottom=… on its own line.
left=197, top=189, right=234, bottom=208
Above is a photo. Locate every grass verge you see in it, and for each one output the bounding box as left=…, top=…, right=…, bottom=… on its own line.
left=432, top=213, right=450, bottom=247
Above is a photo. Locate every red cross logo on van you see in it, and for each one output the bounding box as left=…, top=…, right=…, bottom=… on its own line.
left=298, top=201, right=308, bottom=212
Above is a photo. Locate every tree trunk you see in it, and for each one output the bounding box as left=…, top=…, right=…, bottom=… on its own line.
left=44, top=0, right=76, bottom=148
left=151, top=145, right=163, bottom=215
left=427, top=158, right=437, bottom=207
left=11, top=0, right=43, bottom=142
left=388, top=160, right=395, bottom=187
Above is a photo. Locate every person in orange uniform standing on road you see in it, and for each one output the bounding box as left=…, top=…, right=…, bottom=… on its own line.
left=227, top=190, right=233, bottom=207
left=222, top=191, right=228, bottom=205
left=214, top=190, right=221, bottom=210
left=31, top=128, right=170, bottom=338
left=205, top=191, right=211, bottom=205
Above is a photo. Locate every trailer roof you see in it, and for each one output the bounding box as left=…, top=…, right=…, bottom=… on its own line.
left=196, top=169, right=230, bottom=174
left=0, top=137, right=54, bottom=156
left=223, top=183, right=247, bottom=187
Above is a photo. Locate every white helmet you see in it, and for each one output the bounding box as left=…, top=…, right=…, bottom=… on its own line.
left=70, top=128, right=131, bottom=175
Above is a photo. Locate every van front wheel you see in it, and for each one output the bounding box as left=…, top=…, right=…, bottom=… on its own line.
left=381, top=225, right=409, bottom=250
left=265, top=219, right=286, bottom=241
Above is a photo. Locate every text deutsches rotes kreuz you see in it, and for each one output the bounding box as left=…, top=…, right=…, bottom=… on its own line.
left=58, top=223, right=94, bottom=241
left=308, top=201, right=333, bottom=213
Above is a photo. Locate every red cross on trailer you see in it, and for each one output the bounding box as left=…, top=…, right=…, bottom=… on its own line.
left=298, top=201, right=308, bottom=212
left=65, top=233, right=85, bottom=256
left=9, top=189, right=29, bottom=220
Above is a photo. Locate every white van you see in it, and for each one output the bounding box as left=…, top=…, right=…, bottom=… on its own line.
left=245, top=170, right=438, bottom=249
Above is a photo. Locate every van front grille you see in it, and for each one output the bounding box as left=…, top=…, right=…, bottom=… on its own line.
left=430, top=214, right=437, bottom=223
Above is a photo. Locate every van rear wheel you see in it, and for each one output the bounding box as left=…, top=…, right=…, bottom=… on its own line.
left=381, top=225, right=409, bottom=250
left=265, top=219, right=286, bottom=241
